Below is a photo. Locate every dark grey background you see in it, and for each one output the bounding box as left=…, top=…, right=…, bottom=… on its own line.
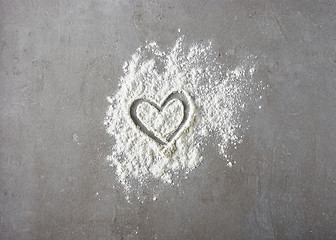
left=1, top=0, right=336, bottom=239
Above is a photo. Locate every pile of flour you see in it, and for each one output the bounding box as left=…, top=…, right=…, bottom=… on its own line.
left=104, top=37, right=256, bottom=192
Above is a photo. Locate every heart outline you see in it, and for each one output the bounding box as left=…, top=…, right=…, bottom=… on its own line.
left=130, top=90, right=193, bottom=145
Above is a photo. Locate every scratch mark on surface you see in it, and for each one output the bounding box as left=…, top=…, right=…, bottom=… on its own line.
left=273, top=14, right=288, bottom=41
left=269, top=3, right=288, bottom=41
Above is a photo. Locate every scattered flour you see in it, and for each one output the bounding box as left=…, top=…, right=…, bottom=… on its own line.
left=104, top=36, right=257, bottom=196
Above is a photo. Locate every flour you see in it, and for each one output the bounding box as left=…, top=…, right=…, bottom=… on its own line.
left=138, top=99, right=182, bottom=138
left=104, top=37, right=257, bottom=196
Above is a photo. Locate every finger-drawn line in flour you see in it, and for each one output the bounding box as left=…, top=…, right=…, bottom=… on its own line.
left=130, top=90, right=194, bottom=145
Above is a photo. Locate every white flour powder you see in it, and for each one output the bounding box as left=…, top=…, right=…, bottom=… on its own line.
left=104, top=37, right=257, bottom=194
left=137, top=99, right=184, bottom=141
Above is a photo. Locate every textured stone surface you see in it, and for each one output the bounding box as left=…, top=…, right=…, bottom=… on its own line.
left=1, top=0, right=336, bottom=239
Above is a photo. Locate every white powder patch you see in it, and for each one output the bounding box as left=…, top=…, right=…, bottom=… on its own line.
left=104, top=37, right=258, bottom=198
left=137, top=99, right=184, bottom=141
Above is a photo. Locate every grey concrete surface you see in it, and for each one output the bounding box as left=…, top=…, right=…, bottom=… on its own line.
left=1, top=0, right=336, bottom=239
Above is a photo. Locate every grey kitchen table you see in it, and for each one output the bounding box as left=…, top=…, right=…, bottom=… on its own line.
left=1, top=0, right=336, bottom=239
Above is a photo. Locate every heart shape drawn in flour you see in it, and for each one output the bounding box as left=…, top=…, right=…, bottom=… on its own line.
left=130, top=90, right=194, bottom=145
